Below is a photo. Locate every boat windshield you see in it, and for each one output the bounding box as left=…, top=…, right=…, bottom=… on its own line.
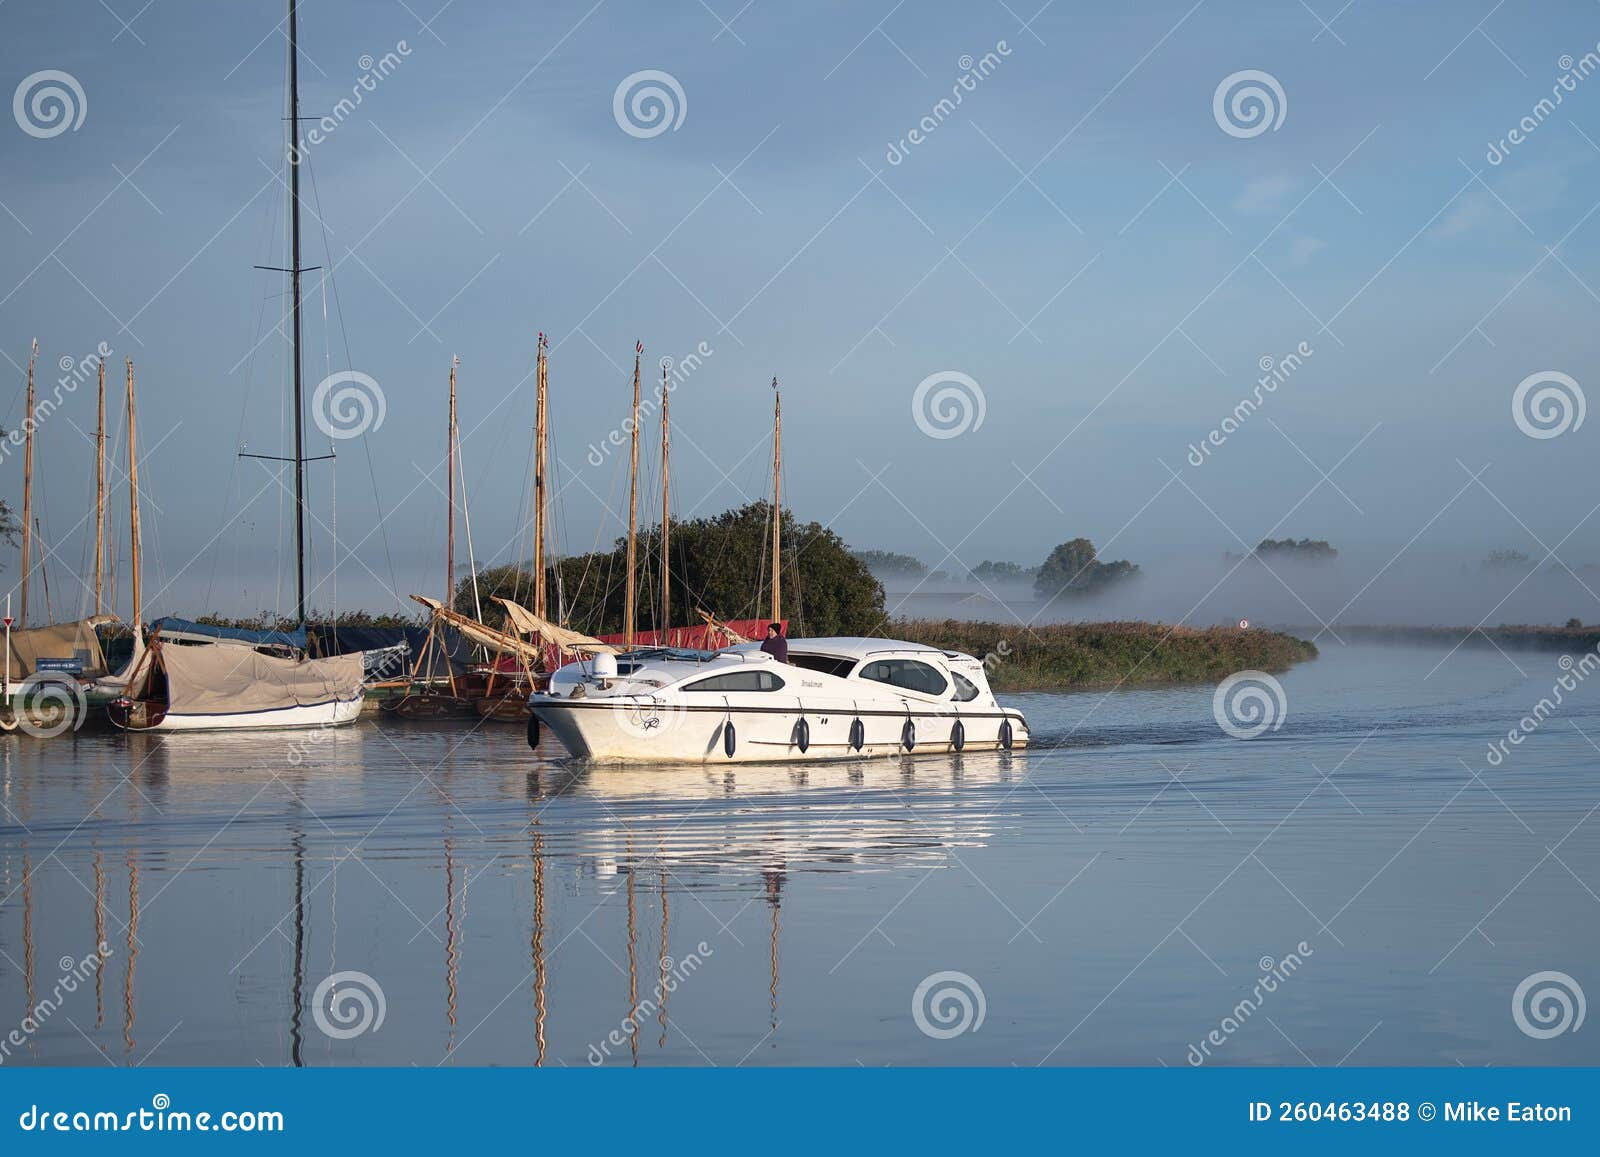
left=623, top=647, right=718, bottom=664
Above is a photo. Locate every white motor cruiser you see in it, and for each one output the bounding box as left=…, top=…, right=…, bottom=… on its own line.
left=527, top=637, right=1029, bottom=763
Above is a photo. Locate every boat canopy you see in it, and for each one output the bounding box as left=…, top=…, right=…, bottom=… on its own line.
left=154, top=617, right=308, bottom=651
left=6, top=616, right=115, bottom=678
left=156, top=643, right=364, bottom=716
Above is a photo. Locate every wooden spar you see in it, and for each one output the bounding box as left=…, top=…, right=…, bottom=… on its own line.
left=126, top=359, right=142, bottom=629
left=770, top=376, right=781, bottom=625
left=532, top=333, right=548, bottom=620
left=20, top=340, right=35, bottom=627
left=446, top=356, right=457, bottom=611
left=95, top=355, right=106, bottom=615
left=659, top=358, right=670, bottom=637
left=624, top=343, right=641, bottom=648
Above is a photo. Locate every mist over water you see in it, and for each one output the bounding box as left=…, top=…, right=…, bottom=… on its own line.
left=879, top=551, right=1597, bottom=631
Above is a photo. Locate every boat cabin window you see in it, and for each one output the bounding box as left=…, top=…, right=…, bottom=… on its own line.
left=786, top=653, right=855, bottom=679
left=951, top=672, right=981, bottom=702
left=682, top=670, right=787, bottom=693
left=857, top=659, right=949, bottom=697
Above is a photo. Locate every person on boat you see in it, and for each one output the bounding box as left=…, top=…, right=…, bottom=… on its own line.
left=760, top=622, right=788, bottom=663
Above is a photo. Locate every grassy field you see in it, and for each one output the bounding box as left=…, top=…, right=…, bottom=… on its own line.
left=892, top=619, right=1319, bottom=692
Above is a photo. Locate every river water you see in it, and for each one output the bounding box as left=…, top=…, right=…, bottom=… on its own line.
left=1, top=641, right=1595, bottom=1067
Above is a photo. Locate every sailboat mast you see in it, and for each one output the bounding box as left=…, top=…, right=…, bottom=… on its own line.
left=624, top=343, right=641, bottom=648
left=659, top=359, right=670, bottom=636
left=19, top=340, right=35, bottom=627
left=287, top=0, right=309, bottom=624
left=770, top=377, right=781, bottom=625
left=95, top=356, right=106, bottom=615
left=447, top=356, right=457, bottom=609
left=532, top=333, right=548, bottom=619
left=126, top=359, right=142, bottom=629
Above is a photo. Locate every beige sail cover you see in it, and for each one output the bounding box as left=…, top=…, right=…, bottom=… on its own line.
left=161, top=644, right=364, bottom=715
left=409, top=595, right=544, bottom=661
left=496, top=598, right=617, bottom=655
left=6, top=617, right=113, bottom=678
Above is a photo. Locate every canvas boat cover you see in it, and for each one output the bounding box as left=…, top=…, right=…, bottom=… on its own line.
left=154, top=616, right=308, bottom=650
left=160, top=644, right=364, bottom=716
left=6, top=616, right=113, bottom=678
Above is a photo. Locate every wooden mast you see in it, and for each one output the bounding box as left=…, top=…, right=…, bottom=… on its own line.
left=659, top=359, right=670, bottom=638
left=125, top=359, right=142, bottom=629
left=624, top=343, right=641, bottom=648
left=19, top=340, right=35, bottom=627
left=95, top=355, right=106, bottom=615
left=770, top=377, right=781, bottom=625
left=446, top=356, right=457, bottom=610
left=532, top=334, right=548, bottom=620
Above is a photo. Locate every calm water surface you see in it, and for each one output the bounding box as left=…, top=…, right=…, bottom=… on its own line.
left=1, top=642, right=1596, bottom=1067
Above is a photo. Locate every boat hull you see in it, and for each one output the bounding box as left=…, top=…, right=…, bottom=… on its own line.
left=530, top=698, right=1029, bottom=764
left=109, top=695, right=363, bottom=732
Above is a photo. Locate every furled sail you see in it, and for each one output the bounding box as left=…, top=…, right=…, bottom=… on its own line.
left=410, top=595, right=548, bottom=663
left=495, top=598, right=617, bottom=657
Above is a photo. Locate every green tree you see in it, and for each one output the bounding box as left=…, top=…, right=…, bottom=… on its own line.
left=543, top=502, right=885, bottom=638
left=1034, top=537, right=1140, bottom=598
left=851, top=549, right=927, bottom=577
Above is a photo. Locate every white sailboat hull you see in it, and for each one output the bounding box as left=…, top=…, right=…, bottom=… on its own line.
left=116, top=695, right=364, bottom=732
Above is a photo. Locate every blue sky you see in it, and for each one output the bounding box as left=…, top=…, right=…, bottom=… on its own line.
left=4, top=0, right=1600, bottom=620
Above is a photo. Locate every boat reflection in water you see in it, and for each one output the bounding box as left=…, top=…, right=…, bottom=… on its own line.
left=2, top=720, right=1023, bottom=1066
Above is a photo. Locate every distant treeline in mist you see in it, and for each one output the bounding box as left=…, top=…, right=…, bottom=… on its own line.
left=894, top=619, right=1318, bottom=692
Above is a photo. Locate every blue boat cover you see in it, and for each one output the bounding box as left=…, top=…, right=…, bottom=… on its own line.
left=153, top=616, right=309, bottom=650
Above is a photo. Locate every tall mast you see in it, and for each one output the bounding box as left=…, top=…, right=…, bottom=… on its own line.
left=19, top=340, right=35, bottom=627
left=770, top=377, right=781, bottom=625
left=532, top=333, right=548, bottom=619
left=126, top=359, right=142, bottom=629
left=288, top=0, right=307, bottom=625
left=95, top=356, right=106, bottom=615
left=659, top=359, right=670, bottom=636
left=447, top=356, right=457, bottom=609
left=624, top=343, right=641, bottom=648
